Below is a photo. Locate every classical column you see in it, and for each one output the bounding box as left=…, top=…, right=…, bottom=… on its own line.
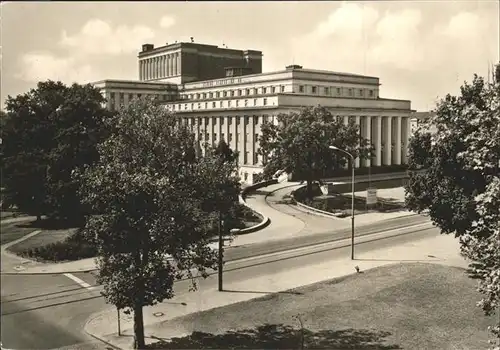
left=168, top=54, right=173, bottom=76
left=394, top=116, right=402, bottom=165
left=249, top=116, right=255, bottom=165
left=363, top=116, right=372, bottom=167
left=162, top=56, right=166, bottom=77
left=383, top=117, right=392, bottom=165
left=146, top=59, right=151, bottom=80
left=173, top=53, right=178, bottom=76
left=373, top=116, right=382, bottom=166
left=139, top=60, right=143, bottom=80
left=401, top=117, right=410, bottom=164
left=177, top=52, right=182, bottom=76
left=355, top=116, right=361, bottom=168
left=233, top=116, right=240, bottom=163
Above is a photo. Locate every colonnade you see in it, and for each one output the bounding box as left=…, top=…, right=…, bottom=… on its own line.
left=181, top=114, right=411, bottom=176
left=139, top=52, right=181, bottom=80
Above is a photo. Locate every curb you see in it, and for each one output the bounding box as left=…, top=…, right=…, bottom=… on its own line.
left=82, top=220, right=439, bottom=349
left=236, top=179, right=278, bottom=234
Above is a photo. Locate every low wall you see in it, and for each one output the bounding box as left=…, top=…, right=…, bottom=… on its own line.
left=237, top=179, right=278, bottom=234
left=291, top=172, right=409, bottom=218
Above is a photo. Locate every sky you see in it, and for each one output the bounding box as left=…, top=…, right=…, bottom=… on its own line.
left=1, top=1, right=499, bottom=111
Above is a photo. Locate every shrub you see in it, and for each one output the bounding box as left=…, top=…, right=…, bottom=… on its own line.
left=20, top=229, right=97, bottom=262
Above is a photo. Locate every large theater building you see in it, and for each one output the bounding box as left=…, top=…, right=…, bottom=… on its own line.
left=93, top=41, right=413, bottom=184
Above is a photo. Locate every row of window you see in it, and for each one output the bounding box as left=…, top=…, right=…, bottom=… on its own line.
left=169, top=98, right=270, bottom=111
left=109, top=92, right=171, bottom=103
left=298, top=85, right=375, bottom=98
left=180, top=86, right=286, bottom=101
left=180, top=85, right=376, bottom=101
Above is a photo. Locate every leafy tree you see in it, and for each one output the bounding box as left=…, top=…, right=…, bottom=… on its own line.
left=405, top=71, right=500, bottom=346
left=258, top=106, right=372, bottom=198
left=76, top=99, right=240, bottom=349
left=1, top=81, right=112, bottom=223
left=214, top=139, right=238, bottom=164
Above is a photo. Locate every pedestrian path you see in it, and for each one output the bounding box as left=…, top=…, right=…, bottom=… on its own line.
left=85, top=228, right=468, bottom=350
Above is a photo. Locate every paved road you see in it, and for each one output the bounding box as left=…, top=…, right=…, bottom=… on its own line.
left=0, top=273, right=108, bottom=350
left=0, top=214, right=429, bottom=350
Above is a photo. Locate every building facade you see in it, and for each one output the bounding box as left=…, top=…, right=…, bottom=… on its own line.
left=93, top=42, right=414, bottom=184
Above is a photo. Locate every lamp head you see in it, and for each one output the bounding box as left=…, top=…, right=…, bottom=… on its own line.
left=329, top=145, right=339, bottom=150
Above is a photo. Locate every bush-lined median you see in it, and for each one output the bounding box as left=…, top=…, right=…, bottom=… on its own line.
left=4, top=203, right=264, bottom=263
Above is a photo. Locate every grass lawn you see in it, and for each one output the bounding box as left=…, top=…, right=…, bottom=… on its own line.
left=0, top=220, right=42, bottom=245
left=149, top=263, right=495, bottom=349
left=302, top=193, right=404, bottom=217
left=6, top=227, right=77, bottom=255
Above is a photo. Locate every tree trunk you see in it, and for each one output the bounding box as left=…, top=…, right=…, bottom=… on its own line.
left=133, top=303, right=146, bottom=349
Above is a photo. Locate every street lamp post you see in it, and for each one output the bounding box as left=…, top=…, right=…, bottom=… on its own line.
left=217, top=221, right=241, bottom=292
left=329, top=145, right=356, bottom=260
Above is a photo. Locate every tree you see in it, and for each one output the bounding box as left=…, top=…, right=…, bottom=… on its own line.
left=405, top=71, right=500, bottom=346
left=214, top=139, right=238, bottom=164
left=76, top=99, right=240, bottom=349
left=258, top=106, right=372, bottom=198
left=1, top=80, right=112, bottom=223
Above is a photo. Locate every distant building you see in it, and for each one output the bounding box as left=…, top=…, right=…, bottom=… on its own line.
left=92, top=42, right=414, bottom=184
left=410, top=111, right=436, bottom=135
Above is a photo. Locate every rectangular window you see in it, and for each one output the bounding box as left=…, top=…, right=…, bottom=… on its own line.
left=254, top=99, right=257, bottom=106
left=244, top=99, right=248, bottom=106
left=281, top=85, right=285, bottom=93
left=209, top=92, right=213, bottom=98
left=228, top=100, right=232, bottom=107
left=198, top=103, right=201, bottom=109
left=348, top=89, right=353, bottom=96
left=255, top=133, right=259, bottom=141
left=203, top=93, right=207, bottom=99
left=230, top=90, right=235, bottom=97
left=221, top=133, right=225, bottom=141
left=324, top=87, right=329, bottom=95
left=359, top=89, right=363, bottom=96
left=253, top=88, right=257, bottom=94
left=272, top=87, right=276, bottom=93
left=229, top=133, right=233, bottom=142
left=216, top=91, right=220, bottom=98
left=312, top=86, right=317, bottom=94
left=262, top=87, right=267, bottom=94
left=337, top=88, right=341, bottom=95
left=223, top=91, right=227, bottom=97
left=204, top=102, right=208, bottom=108
left=191, top=103, right=194, bottom=109
left=129, top=93, right=134, bottom=100
left=185, top=104, right=188, bottom=110
left=220, top=101, right=223, bottom=107
left=238, top=89, right=242, bottom=96
left=263, top=98, right=267, bottom=106
left=236, top=100, right=239, bottom=107
left=172, top=104, right=176, bottom=110
left=299, top=85, right=304, bottom=93
left=212, top=101, right=216, bottom=108
left=369, top=90, right=374, bottom=97
left=246, top=89, right=250, bottom=95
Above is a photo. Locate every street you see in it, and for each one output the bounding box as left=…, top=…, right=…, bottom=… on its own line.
left=1, top=220, right=436, bottom=349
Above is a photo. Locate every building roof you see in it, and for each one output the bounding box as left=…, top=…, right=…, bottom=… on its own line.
left=411, top=111, right=436, bottom=120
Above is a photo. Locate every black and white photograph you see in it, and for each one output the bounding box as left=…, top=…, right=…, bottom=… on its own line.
left=1, top=1, right=499, bottom=349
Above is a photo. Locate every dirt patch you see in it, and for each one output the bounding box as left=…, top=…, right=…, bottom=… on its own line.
left=148, top=263, right=495, bottom=349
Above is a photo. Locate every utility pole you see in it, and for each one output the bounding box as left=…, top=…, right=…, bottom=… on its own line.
left=218, top=213, right=224, bottom=291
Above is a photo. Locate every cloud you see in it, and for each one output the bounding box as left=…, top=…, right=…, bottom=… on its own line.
left=60, top=19, right=156, bottom=56
left=290, top=3, right=498, bottom=110
left=159, top=15, right=176, bottom=28
left=16, top=53, right=99, bottom=84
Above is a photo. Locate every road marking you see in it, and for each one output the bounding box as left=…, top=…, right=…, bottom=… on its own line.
left=63, top=273, right=95, bottom=290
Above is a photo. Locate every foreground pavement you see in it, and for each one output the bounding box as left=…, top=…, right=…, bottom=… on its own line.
left=85, top=224, right=468, bottom=349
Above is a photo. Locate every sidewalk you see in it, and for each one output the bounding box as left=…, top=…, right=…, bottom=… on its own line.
left=85, top=229, right=468, bottom=349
